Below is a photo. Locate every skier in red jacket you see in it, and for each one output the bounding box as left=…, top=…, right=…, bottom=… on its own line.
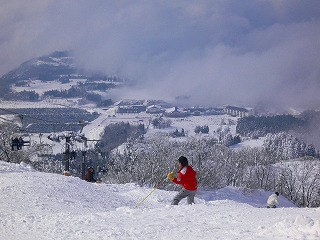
left=167, top=156, right=197, bottom=205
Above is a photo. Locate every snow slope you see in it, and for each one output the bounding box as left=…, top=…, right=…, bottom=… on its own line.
left=0, top=161, right=319, bottom=240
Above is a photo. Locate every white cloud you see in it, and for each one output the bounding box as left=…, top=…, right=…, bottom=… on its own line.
left=1, top=0, right=320, bottom=110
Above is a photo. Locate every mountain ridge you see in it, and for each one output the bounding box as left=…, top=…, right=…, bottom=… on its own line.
left=0, top=50, right=76, bottom=82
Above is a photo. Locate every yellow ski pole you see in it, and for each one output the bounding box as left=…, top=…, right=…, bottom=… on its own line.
left=135, top=177, right=168, bottom=208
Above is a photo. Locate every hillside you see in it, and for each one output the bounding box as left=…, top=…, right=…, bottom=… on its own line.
left=0, top=51, right=125, bottom=103
left=0, top=51, right=75, bottom=82
left=1, top=161, right=319, bottom=240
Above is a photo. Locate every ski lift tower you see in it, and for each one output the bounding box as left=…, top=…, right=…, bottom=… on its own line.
left=81, top=135, right=88, bottom=180
left=47, top=131, right=75, bottom=176
left=63, top=134, right=72, bottom=176
left=47, top=120, right=101, bottom=177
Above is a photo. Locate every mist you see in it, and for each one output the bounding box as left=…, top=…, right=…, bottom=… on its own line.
left=1, top=0, right=320, bottom=111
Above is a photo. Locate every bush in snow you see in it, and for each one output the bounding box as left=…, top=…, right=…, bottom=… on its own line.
left=194, top=125, right=209, bottom=134
left=151, top=116, right=172, bottom=129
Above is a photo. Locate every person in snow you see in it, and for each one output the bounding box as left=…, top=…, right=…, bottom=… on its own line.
left=167, top=156, right=197, bottom=205
left=267, top=192, right=280, bottom=208
left=84, top=167, right=96, bottom=182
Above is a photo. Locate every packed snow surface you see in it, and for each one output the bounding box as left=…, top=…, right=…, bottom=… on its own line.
left=0, top=161, right=319, bottom=240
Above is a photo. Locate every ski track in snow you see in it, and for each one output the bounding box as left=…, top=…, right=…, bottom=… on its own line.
left=0, top=161, right=319, bottom=240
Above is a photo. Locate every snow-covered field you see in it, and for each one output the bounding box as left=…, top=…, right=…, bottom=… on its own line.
left=0, top=161, right=319, bottom=240
left=12, top=79, right=87, bottom=94
left=0, top=99, right=245, bottom=154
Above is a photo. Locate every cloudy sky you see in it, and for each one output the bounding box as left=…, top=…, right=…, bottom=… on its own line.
left=1, top=0, right=320, bottom=110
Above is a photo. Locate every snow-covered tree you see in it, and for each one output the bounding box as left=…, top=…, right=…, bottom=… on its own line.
left=263, top=132, right=317, bottom=160
left=222, top=133, right=234, bottom=147
left=277, top=159, right=320, bottom=207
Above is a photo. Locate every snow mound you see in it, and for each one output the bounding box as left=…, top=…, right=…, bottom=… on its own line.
left=197, top=187, right=296, bottom=208
left=0, top=161, right=319, bottom=240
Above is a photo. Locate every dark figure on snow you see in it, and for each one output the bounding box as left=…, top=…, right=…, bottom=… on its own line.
left=84, top=167, right=96, bottom=182
left=167, top=156, right=197, bottom=205
left=11, top=137, right=20, bottom=150
left=267, top=192, right=280, bottom=208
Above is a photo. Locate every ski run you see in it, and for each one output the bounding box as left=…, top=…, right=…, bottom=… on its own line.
left=0, top=161, right=319, bottom=240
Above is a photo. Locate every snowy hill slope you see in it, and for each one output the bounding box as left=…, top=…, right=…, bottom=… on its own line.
left=0, top=161, right=319, bottom=240
left=0, top=51, right=75, bottom=81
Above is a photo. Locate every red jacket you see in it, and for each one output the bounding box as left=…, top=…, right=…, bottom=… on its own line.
left=173, top=166, right=197, bottom=191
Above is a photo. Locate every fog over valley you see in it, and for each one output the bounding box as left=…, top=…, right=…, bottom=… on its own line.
left=1, top=0, right=320, bottom=110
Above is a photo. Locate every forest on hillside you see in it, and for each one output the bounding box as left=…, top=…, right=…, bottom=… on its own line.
left=237, top=111, right=320, bottom=149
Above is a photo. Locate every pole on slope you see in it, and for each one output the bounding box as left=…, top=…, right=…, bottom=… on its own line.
left=63, top=136, right=71, bottom=176
left=135, top=177, right=168, bottom=208
left=81, top=150, right=87, bottom=180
